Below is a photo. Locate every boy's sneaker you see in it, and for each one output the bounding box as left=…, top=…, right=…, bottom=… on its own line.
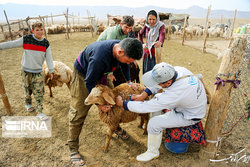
left=36, top=112, right=49, bottom=121
left=25, top=104, right=35, bottom=112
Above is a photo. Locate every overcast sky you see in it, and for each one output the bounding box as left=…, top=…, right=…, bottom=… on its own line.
left=0, top=0, right=250, bottom=11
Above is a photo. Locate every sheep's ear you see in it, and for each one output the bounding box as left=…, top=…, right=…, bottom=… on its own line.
left=66, top=70, right=72, bottom=82
left=102, top=92, right=115, bottom=105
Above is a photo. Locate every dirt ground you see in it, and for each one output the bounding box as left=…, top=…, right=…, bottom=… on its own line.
left=0, top=31, right=248, bottom=167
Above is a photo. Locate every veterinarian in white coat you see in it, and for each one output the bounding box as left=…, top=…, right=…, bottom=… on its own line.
left=116, top=62, right=207, bottom=162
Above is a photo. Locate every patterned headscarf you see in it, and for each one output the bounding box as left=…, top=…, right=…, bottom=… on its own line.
left=145, top=10, right=164, bottom=58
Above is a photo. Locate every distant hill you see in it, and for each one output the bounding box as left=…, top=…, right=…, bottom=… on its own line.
left=0, top=3, right=249, bottom=22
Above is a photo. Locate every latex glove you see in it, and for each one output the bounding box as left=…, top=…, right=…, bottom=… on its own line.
left=131, top=91, right=148, bottom=101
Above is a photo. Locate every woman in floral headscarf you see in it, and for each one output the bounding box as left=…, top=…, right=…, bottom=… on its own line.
left=138, top=9, right=165, bottom=74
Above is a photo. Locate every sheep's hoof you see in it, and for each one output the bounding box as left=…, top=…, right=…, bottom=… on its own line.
left=143, top=131, right=148, bottom=135
left=103, top=149, right=109, bottom=153
left=137, top=125, right=143, bottom=129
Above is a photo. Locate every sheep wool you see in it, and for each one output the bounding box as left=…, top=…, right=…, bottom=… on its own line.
left=43, top=61, right=73, bottom=97
left=85, top=83, right=149, bottom=152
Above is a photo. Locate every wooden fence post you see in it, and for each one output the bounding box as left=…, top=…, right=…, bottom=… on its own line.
left=78, top=12, right=80, bottom=25
left=51, top=13, right=54, bottom=25
left=166, top=25, right=171, bottom=40
left=21, top=21, right=24, bottom=29
left=0, top=72, right=12, bottom=115
left=107, top=14, right=109, bottom=26
left=3, top=10, right=13, bottom=40
left=72, top=12, right=75, bottom=26
left=18, top=19, right=21, bottom=30
left=25, top=17, right=31, bottom=33
left=199, top=37, right=247, bottom=159
left=0, top=25, right=4, bottom=34
left=202, top=5, right=211, bottom=53
left=45, top=17, right=49, bottom=26
left=87, top=10, right=94, bottom=38
left=65, top=8, right=70, bottom=39
left=228, top=9, right=237, bottom=48
left=181, top=16, right=187, bottom=46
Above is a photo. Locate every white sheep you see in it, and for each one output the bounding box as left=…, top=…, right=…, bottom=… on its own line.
left=85, top=83, right=149, bottom=152
left=43, top=61, right=72, bottom=97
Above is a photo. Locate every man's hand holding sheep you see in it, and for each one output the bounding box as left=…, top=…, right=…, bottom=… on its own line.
left=130, top=92, right=148, bottom=101
left=48, top=73, right=54, bottom=80
left=116, top=91, right=149, bottom=107
left=97, top=105, right=112, bottom=112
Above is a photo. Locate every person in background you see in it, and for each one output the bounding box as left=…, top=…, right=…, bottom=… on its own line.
left=138, top=9, right=165, bottom=74
left=97, top=15, right=134, bottom=41
left=0, top=22, right=54, bottom=121
left=227, top=19, right=231, bottom=28
left=128, top=27, right=136, bottom=38
left=68, top=38, right=143, bottom=166
left=97, top=15, right=139, bottom=108
left=116, top=62, right=207, bottom=162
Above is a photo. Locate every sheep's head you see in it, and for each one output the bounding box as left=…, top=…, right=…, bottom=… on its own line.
left=44, top=73, right=61, bottom=87
left=84, top=85, right=115, bottom=106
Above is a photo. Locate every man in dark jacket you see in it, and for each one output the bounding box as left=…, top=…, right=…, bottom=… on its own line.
left=68, top=38, right=143, bottom=166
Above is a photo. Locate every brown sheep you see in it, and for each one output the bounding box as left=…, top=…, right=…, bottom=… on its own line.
left=3, top=30, right=21, bottom=41
left=85, top=83, right=149, bottom=152
left=97, top=25, right=105, bottom=35
left=133, top=24, right=143, bottom=37
left=43, top=61, right=72, bottom=97
left=18, top=28, right=30, bottom=37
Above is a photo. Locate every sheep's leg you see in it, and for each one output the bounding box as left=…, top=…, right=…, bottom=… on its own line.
left=49, top=85, right=53, bottom=97
left=138, top=115, right=149, bottom=135
left=143, top=114, right=149, bottom=135
left=138, top=116, right=144, bottom=129
left=104, top=126, right=116, bottom=153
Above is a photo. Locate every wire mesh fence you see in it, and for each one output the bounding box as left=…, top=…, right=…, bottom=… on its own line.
left=213, top=35, right=250, bottom=166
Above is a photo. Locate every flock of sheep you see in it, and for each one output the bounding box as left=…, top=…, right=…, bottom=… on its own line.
left=2, top=19, right=233, bottom=42
left=165, top=23, right=231, bottom=40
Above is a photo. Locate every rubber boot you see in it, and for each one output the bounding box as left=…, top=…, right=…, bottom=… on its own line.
left=136, top=132, right=162, bottom=162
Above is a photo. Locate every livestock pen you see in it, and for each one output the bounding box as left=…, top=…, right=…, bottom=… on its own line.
left=0, top=18, right=249, bottom=167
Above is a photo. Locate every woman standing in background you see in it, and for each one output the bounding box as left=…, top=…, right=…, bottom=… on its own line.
left=138, top=9, right=165, bottom=74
